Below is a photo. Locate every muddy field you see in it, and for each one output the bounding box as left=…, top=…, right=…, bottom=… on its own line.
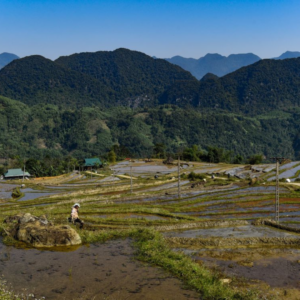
left=1, top=159, right=300, bottom=299
left=0, top=238, right=199, bottom=300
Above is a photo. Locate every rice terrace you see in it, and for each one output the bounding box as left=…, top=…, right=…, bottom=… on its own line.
left=1, top=159, right=300, bottom=299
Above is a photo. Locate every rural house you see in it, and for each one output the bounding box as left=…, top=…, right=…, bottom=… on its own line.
left=4, top=169, right=31, bottom=180
left=83, top=158, right=102, bottom=170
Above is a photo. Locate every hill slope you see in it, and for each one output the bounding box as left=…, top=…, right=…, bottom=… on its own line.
left=161, top=58, right=300, bottom=115
left=55, top=48, right=197, bottom=105
left=0, top=52, right=19, bottom=69
left=0, top=95, right=298, bottom=160
left=0, top=49, right=197, bottom=107
left=0, top=55, right=117, bottom=107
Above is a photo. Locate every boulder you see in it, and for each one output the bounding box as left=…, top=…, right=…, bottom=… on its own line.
left=4, top=213, right=81, bottom=247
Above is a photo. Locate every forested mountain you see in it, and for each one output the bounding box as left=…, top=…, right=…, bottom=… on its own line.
left=0, top=49, right=196, bottom=108
left=55, top=48, right=196, bottom=106
left=161, top=58, right=300, bottom=115
left=1, top=50, right=300, bottom=116
left=0, top=55, right=115, bottom=107
left=165, top=53, right=261, bottom=79
left=2, top=49, right=300, bottom=161
left=0, top=52, right=19, bottom=69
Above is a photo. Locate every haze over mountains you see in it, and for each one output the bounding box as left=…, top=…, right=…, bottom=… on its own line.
left=165, top=51, right=300, bottom=79
left=0, top=52, right=19, bottom=69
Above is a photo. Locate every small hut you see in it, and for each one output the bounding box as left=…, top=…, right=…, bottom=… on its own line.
left=4, top=169, right=31, bottom=180
left=83, top=158, right=102, bottom=170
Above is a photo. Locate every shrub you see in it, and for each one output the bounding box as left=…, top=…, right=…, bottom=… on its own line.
left=187, top=172, right=206, bottom=181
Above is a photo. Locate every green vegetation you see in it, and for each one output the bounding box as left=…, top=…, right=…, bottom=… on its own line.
left=161, top=58, right=300, bottom=116
left=11, top=187, right=23, bottom=199
left=132, top=229, right=258, bottom=300
left=0, top=95, right=298, bottom=167
left=0, top=49, right=195, bottom=108
left=1, top=50, right=300, bottom=162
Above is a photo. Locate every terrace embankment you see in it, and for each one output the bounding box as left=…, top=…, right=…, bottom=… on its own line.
left=166, top=236, right=300, bottom=248
left=156, top=220, right=249, bottom=231
left=254, top=219, right=300, bottom=233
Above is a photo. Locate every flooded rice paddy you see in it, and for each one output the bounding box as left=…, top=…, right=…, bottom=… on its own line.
left=0, top=239, right=199, bottom=300
left=164, top=225, right=300, bottom=238
left=194, top=247, right=300, bottom=288
left=2, top=160, right=300, bottom=298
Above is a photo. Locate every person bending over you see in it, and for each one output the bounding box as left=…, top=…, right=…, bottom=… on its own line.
left=70, top=203, right=84, bottom=229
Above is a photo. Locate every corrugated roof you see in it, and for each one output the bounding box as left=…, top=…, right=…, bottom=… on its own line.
left=84, top=158, right=102, bottom=167
left=4, top=168, right=31, bottom=178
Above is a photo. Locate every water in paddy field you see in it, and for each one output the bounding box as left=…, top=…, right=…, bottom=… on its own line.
left=268, top=164, right=300, bottom=181
left=164, top=225, right=300, bottom=238
left=0, top=239, right=199, bottom=300
left=0, top=183, right=18, bottom=200
left=194, top=247, right=300, bottom=289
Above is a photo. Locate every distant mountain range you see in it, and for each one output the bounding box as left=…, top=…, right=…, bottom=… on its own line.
left=274, top=51, right=300, bottom=60
left=165, top=51, right=300, bottom=79
left=1, top=50, right=300, bottom=80
left=0, top=52, right=19, bottom=69
left=1, top=48, right=300, bottom=117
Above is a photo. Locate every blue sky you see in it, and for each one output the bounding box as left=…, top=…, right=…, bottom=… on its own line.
left=1, top=0, right=299, bottom=60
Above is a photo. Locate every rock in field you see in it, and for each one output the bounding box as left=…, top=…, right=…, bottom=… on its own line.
left=4, top=213, right=81, bottom=247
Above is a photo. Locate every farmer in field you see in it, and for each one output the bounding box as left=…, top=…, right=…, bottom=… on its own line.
left=70, top=203, right=84, bottom=229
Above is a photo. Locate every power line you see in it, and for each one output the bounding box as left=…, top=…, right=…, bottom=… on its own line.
left=178, top=156, right=181, bottom=198
left=270, top=157, right=285, bottom=223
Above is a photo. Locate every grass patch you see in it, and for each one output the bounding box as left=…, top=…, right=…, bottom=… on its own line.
left=78, top=227, right=259, bottom=299
left=133, top=228, right=258, bottom=300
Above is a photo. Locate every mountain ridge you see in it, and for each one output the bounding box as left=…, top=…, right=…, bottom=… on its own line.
left=165, top=51, right=300, bottom=79
left=0, top=48, right=196, bottom=108
left=0, top=52, right=19, bottom=69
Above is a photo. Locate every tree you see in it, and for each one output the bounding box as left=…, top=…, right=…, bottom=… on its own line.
left=247, top=154, right=263, bottom=165
left=153, top=143, right=166, bottom=159
left=108, top=149, right=116, bottom=163
left=233, top=155, right=244, bottom=164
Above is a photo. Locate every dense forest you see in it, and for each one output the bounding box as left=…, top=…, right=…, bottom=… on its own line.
left=1, top=48, right=300, bottom=167
left=0, top=95, right=299, bottom=164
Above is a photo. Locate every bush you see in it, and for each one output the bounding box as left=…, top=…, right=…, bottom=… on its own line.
left=11, top=187, right=22, bottom=199
left=187, top=172, right=206, bottom=181
left=247, top=154, right=263, bottom=165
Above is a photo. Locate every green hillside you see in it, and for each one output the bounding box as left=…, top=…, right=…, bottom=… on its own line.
left=0, top=55, right=115, bottom=107
left=161, top=58, right=300, bottom=115
left=0, top=95, right=299, bottom=161
left=55, top=48, right=196, bottom=104
left=1, top=50, right=300, bottom=161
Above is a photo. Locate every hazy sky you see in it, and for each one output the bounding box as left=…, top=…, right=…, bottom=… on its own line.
left=1, top=0, right=299, bottom=60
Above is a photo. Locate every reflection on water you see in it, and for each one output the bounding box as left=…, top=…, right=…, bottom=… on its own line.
left=0, top=239, right=199, bottom=300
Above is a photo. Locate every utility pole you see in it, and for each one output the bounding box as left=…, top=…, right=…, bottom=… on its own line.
left=130, top=165, right=133, bottom=194
left=22, top=158, right=25, bottom=182
left=178, top=156, right=181, bottom=198
left=270, top=157, right=285, bottom=223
